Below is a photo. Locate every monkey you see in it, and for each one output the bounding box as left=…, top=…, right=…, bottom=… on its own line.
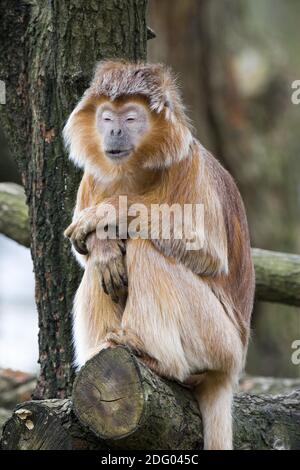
left=63, top=60, right=255, bottom=450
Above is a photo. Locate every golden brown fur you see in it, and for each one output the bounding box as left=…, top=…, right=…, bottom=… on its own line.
left=64, top=60, right=255, bottom=450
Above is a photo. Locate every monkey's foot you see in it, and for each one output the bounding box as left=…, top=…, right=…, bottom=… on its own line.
left=104, top=328, right=145, bottom=355
left=138, top=354, right=160, bottom=371
left=86, top=340, right=119, bottom=362
left=181, top=372, right=208, bottom=389
left=104, top=329, right=161, bottom=374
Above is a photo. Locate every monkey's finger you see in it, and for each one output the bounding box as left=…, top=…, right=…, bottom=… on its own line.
left=117, top=267, right=128, bottom=288
left=98, top=273, right=109, bottom=296
left=73, top=217, right=99, bottom=246
left=108, top=257, right=127, bottom=292
left=98, top=269, right=110, bottom=297
left=70, top=224, right=86, bottom=242
left=114, top=257, right=128, bottom=288
left=111, top=260, right=128, bottom=302
left=117, top=240, right=127, bottom=255
left=109, top=266, right=123, bottom=303
left=120, top=273, right=128, bottom=288
left=97, top=270, right=109, bottom=296
left=72, top=237, right=88, bottom=255
left=95, top=263, right=109, bottom=294
left=70, top=226, right=89, bottom=253
left=64, top=223, right=76, bottom=239
left=102, top=267, right=119, bottom=303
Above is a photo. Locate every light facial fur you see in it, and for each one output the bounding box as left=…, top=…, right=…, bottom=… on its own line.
left=96, top=101, right=150, bottom=161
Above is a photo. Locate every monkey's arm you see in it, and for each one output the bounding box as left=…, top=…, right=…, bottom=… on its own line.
left=149, top=195, right=228, bottom=277
left=157, top=146, right=229, bottom=277
left=65, top=174, right=128, bottom=301
left=66, top=175, right=94, bottom=267
left=65, top=145, right=229, bottom=277
left=65, top=190, right=228, bottom=279
left=135, top=151, right=229, bottom=277
left=65, top=173, right=108, bottom=264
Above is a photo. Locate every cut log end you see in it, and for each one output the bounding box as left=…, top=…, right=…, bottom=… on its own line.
left=72, top=346, right=203, bottom=450
left=73, top=347, right=145, bottom=440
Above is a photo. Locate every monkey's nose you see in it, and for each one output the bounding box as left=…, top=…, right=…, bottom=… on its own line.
left=111, top=129, right=122, bottom=136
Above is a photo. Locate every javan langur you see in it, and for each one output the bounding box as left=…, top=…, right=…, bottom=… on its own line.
left=64, top=61, right=255, bottom=450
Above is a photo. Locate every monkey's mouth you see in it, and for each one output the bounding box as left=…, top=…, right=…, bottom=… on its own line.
left=105, top=149, right=132, bottom=159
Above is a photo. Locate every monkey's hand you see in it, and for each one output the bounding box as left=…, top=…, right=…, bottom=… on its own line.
left=64, top=206, right=100, bottom=255
left=86, top=234, right=128, bottom=304
left=64, top=202, right=122, bottom=255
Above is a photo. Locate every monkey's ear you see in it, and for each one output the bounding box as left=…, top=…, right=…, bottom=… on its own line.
left=164, top=96, right=173, bottom=112
left=151, top=64, right=178, bottom=115
left=161, top=95, right=174, bottom=121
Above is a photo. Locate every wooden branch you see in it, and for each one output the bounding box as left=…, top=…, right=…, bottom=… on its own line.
left=0, top=399, right=106, bottom=450
left=0, top=183, right=29, bottom=247
left=0, top=186, right=299, bottom=307
left=2, top=348, right=300, bottom=450
left=0, top=408, right=11, bottom=432
left=252, top=248, right=300, bottom=306
left=240, top=374, right=300, bottom=395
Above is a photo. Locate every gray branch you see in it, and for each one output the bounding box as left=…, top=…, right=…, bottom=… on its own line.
left=253, top=248, right=300, bottom=306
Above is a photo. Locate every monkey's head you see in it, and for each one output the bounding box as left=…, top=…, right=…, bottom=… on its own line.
left=64, top=61, right=192, bottom=181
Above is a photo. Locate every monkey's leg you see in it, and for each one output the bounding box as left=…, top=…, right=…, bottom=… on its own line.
left=103, top=239, right=242, bottom=450
left=102, top=239, right=191, bottom=380
left=72, top=264, right=123, bottom=369
left=105, top=240, right=243, bottom=379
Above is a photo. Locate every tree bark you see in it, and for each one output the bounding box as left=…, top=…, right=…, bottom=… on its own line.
left=0, top=0, right=147, bottom=399
left=1, top=348, right=300, bottom=450
left=0, top=399, right=105, bottom=450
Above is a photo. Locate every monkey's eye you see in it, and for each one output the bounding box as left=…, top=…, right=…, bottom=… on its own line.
left=102, top=112, right=113, bottom=122
left=126, top=117, right=136, bottom=122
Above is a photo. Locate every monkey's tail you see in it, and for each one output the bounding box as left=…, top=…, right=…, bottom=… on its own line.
left=194, top=371, right=234, bottom=450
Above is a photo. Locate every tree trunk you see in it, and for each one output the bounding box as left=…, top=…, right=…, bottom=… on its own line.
left=0, top=0, right=148, bottom=399
left=2, top=348, right=300, bottom=450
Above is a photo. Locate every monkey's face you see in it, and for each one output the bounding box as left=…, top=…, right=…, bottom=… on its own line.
left=96, top=101, right=150, bottom=162
left=64, top=90, right=192, bottom=177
